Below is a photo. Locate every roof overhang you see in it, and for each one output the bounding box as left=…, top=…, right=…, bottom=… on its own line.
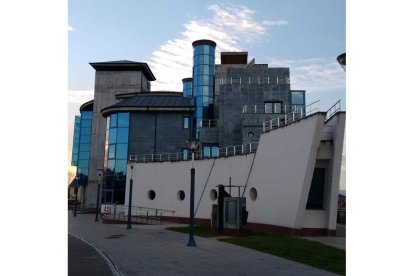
left=101, top=106, right=195, bottom=118
left=89, top=61, right=156, bottom=81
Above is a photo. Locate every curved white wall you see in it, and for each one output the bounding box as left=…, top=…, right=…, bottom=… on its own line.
left=125, top=113, right=346, bottom=230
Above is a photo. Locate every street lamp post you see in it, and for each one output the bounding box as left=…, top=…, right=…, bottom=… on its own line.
left=187, top=138, right=199, bottom=246
left=126, top=163, right=134, bottom=229
left=73, top=176, right=80, bottom=217
left=95, top=169, right=103, bottom=222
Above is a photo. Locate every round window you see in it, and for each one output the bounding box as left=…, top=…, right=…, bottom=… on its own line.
left=249, top=187, right=257, bottom=201
left=177, top=190, right=185, bottom=201
left=209, top=189, right=218, bottom=201
left=148, top=190, right=156, bottom=200
left=248, top=132, right=255, bottom=138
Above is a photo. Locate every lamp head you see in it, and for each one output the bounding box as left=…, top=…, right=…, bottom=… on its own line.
left=337, top=53, right=346, bottom=71
left=187, top=138, right=200, bottom=152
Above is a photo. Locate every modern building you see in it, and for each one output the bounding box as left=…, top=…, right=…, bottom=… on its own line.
left=70, top=39, right=345, bottom=235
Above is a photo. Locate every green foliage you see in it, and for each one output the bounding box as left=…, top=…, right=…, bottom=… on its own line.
left=166, top=225, right=217, bottom=237
left=166, top=226, right=345, bottom=275
left=218, top=232, right=345, bottom=275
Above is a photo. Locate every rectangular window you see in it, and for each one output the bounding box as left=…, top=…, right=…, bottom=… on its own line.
left=110, top=114, right=118, bottom=128
left=203, top=144, right=219, bottom=158
left=291, top=91, right=305, bottom=105
left=116, top=128, right=129, bottom=143
left=109, top=128, right=117, bottom=144
left=265, top=102, right=283, bottom=114
left=203, top=146, right=211, bottom=158
left=183, top=116, right=189, bottom=129
left=182, top=148, right=189, bottom=161
left=306, top=168, right=326, bottom=210
left=115, top=143, right=128, bottom=159
left=273, top=102, right=282, bottom=114
left=211, top=147, right=219, bottom=157
left=117, top=112, right=130, bottom=127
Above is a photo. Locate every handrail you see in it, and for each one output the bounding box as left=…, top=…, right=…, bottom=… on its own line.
left=124, top=205, right=175, bottom=215
left=325, top=100, right=341, bottom=121
left=262, top=100, right=320, bottom=133
left=100, top=204, right=175, bottom=225
left=200, top=119, right=218, bottom=128
left=242, top=104, right=307, bottom=114
left=129, top=142, right=259, bottom=163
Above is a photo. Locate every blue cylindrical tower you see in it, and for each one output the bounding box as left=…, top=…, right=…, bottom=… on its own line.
left=182, top=78, right=193, bottom=98
left=192, top=39, right=216, bottom=138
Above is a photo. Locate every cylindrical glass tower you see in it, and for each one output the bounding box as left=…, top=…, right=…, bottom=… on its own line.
left=192, top=39, right=216, bottom=138
left=182, top=78, right=193, bottom=98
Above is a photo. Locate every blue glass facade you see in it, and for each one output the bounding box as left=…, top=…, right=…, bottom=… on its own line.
left=103, top=112, right=130, bottom=204
left=192, top=41, right=216, bottom=138
left=291, top=91, right=306, bottom=107
left=71, top=116, right=81, bottom=166
left=76, top=111, right=92, bottom=186
left=182, top=78, right=193, bottom=98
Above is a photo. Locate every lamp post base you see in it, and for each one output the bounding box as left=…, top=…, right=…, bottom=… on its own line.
left=187, top=238, right=196, bottom=247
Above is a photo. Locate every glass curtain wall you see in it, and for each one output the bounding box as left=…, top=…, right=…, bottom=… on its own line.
left=76, top=111, right=92, bottom=186
left=192, top=42, right=215, bottom=138
left=182, top=78, right=193, bottom=98
left=291, top=91, right=305, bottom=110
left=71, top=116, right=81, bottom=166
left=103, top=112, right=130, bottom=204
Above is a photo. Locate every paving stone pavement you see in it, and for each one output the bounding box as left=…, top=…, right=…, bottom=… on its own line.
left=68, top=212, right=338, bottom=276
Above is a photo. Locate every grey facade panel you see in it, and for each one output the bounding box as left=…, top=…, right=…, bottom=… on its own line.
left=128, top=112, right=191, bottom=157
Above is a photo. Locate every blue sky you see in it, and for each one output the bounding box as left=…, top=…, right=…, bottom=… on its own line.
left=68, top=0, right=346, bottom=186
left=69, top=0, right=345, bottom=104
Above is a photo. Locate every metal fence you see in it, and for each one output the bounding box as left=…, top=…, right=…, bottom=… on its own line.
left=101, top=204, right=175, bottom=225
left=129, top=142, right=259, bottom=163
left=325, top=100, right=341, bottom=121
left=262, top=101, right=320, bottom=132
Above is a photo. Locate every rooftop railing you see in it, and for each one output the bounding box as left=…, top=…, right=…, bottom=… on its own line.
left=325, top=100, right=341, bottom=121
left=200, top=119, right=218, bottom=128
left=262, top=100, right=320, bottom=132
left=129, top=142, right=259, bottom=163
left=217, top=76, right=290, bottom=85
left=242, top=104, right=306, bottom=114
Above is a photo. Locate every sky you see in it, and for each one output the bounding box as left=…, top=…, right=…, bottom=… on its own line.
left=68, top=0, right=346, bottom=188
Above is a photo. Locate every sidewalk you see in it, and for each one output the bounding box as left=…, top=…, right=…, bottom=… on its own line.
left=68, top=212, right=338, bottom=275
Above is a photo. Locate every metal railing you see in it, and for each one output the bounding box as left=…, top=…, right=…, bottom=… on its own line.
left=325, top=100, right=341, bottom=121
left=218, top=76, right=290, bottom=85
left=129, top=142, right=259, bottom=163
left=101, top=204, right=175, bottom=225
left=69, top=203, right=96, bottom=213
left=242, top=104, right=305, bottom=114
left=200, top=119, right=218, bottom=128
left=262, top=100, right=320, bottom=132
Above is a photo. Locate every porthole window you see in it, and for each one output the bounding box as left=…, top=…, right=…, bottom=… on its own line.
left=248, top=132, right=254, bottom=138
left=148, top=190, right=156, bottom=200
left=177, top=190, right=185, bottom=201
left=209, top=189, right=217, bottom=201
left=249, top=187, right=257, bottom=201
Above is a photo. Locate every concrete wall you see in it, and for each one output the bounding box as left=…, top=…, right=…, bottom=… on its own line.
left=124, top=113, right=345, bottom=231
left=84, top=70, right=147, bottom=205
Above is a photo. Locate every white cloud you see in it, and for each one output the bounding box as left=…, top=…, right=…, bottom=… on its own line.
left=147, top=4, right=286, bottom=91
left=68, top=25, right=74, bottom=32
left=68, top=89, right=94, bottom=104
left=268, top=57, right=345, bottom=93
left=262, top=20, right=289, bottom=26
